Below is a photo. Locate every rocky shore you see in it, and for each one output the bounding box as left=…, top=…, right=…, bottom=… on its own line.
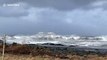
left=0, top=43, right=107, bottom=57
left=0, top=43, right=107, bottom=60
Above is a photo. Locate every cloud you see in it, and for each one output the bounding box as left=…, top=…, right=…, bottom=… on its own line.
left=0, top=0, right=107, bottom=36
left=21, top=7, right=66, bottom=23
left=16, top=6, right=107, bottom=35
left=1, top=0, right=107, bottom=11
left=91, top=0, right=107, bottom=7
left=0, top=0, right=97, bottom=10
left=83, top=0, right=107, bottom=10
left=0, top=2, right=29, bottom=17
left=22, top=0, right=98, bottom=10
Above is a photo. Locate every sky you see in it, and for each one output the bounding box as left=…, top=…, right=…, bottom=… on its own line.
left=0, top=0, right=107, bottom=36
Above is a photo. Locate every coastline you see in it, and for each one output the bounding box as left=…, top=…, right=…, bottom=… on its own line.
left=0, top=43, right=107, bottom=60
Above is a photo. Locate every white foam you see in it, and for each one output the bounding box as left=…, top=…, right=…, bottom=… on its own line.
left=5, top=33, right=107, bottom=47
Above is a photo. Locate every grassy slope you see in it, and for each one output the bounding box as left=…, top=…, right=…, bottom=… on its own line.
left=0, top=54, right=107, bottom=60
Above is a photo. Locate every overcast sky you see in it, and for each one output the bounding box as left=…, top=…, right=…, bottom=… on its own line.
left=0, top=0, right=107, bottom=36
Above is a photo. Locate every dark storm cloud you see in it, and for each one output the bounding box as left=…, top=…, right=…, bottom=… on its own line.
left=0, top=0, right=97, bottom=10
left=0, top=0, right=107, bottom=36
left=22, top=0, right=107, bottom=10
left=21, top=0, right=97, bottom=10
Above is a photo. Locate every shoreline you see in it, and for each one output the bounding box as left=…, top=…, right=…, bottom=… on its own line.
left=1, top=43, right=107, bottom=55
left=0, top=44, right=107, bottom=60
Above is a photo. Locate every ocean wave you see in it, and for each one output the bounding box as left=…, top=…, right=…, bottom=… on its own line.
left=4, top=33, right=107, bottom=47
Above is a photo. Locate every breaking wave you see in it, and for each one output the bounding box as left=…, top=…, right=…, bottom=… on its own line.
left=3, top=32, right=107, bottom=48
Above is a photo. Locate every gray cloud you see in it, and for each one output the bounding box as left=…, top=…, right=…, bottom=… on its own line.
left=0, top=2, right=29, bottom=17
left=1, top=0, right=107, bottom=10
left=0, top=7, right=28, bottom=17
left=82, top=0, right=107, bottom=10
left=0, top=0, right=107, bottom=36
left=0, top=0, right=98, bottom=10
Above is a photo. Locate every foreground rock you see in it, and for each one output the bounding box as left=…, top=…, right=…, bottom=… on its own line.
left=0, top=43, right=107, bottom=58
